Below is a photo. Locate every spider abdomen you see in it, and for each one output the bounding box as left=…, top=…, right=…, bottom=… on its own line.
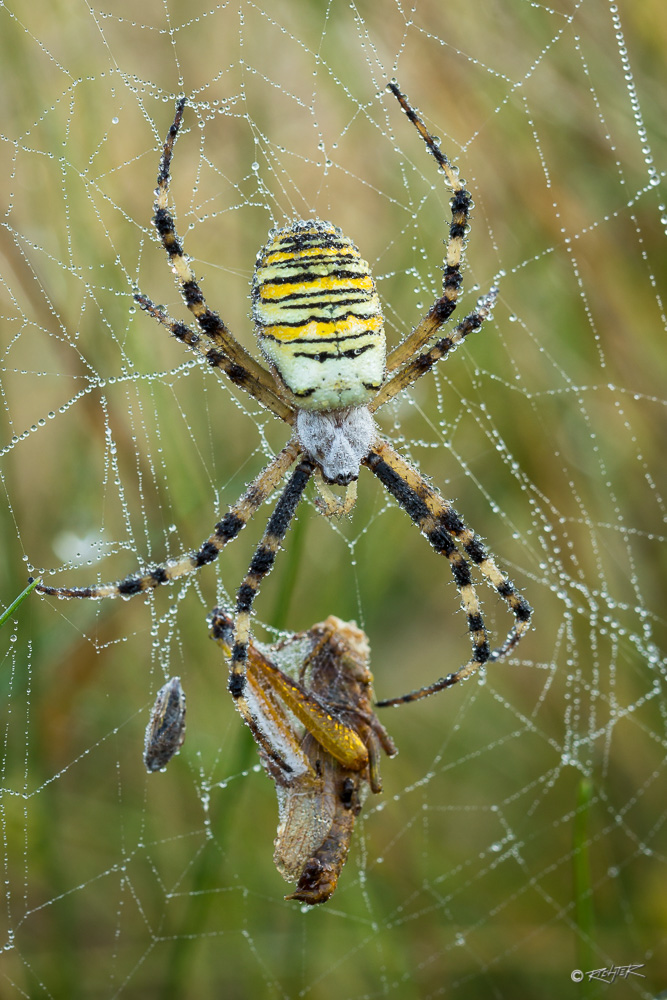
left=252, top=220, right=386, bottom=410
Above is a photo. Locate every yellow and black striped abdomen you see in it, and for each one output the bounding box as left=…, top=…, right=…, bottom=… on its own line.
left=252, top=221, right=386, bottom=411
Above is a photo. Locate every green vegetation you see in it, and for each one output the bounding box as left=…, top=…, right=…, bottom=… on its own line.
left=0, top=2, right=664, bottom=996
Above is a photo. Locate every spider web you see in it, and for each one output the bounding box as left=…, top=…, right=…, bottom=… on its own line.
left=1, top=0, right=665, bottom=996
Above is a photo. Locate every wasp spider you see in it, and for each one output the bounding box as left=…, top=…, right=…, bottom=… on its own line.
left=34, top=82, right=532, bottom=711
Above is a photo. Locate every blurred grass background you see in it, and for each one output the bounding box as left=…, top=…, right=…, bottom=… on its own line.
left=1, top=1, right=666, bottom=997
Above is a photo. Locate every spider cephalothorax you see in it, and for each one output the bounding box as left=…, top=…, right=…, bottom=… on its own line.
left=34, top=82, right=532, bottom=721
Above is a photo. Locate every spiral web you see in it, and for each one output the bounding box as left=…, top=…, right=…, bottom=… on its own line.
left=0, top=1, right=665, bottom=996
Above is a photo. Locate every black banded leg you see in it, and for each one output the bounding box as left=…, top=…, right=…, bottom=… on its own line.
left=364, top=441, right=489, bottom=703
left=134, top=293, right=294, bottom=425
left=385, top=81, right=473, bottom=372
left=364, top=437, right=532, bottom=706
left=151, top=99, right=285, bottom=400
left=228, top=458, right=315, bottom=699
left=35, top=439, right=303, bottom=599
left=370, top=288, right=498, bottom=414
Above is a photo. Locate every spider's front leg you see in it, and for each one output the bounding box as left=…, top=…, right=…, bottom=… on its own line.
left=227, top=457, right=316, bottom=700
left=365, top=437, right=532, bottom=706
left=33, top=440, right=303, bottom=600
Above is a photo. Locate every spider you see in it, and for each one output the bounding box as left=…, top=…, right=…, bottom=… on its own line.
left=33, top=81, right=532, bottom=717
left=210, top=609, right=396, bottom=904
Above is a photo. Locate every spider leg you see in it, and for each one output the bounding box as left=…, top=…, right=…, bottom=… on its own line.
left=385, top=81, right=472, bottom=373
left=151, top=99, right=290, bottom=404
left=33, top=439, right=303, bottom=599
left=364, top=437, right=532, bottom=706
left=369, top=287, right=498, bottom=413
left=228, top=457, right=316, bottom=698
left=134, top=293, right=294, bottom=424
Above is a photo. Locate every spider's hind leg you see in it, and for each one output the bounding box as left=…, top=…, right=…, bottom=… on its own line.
left=150, top=99, right=285, bottom=401
left=370, top=287, right=498, bottom=414
left=134, top=293, right=293, bottom=424
left=385, top=81, right=473, bottom=372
